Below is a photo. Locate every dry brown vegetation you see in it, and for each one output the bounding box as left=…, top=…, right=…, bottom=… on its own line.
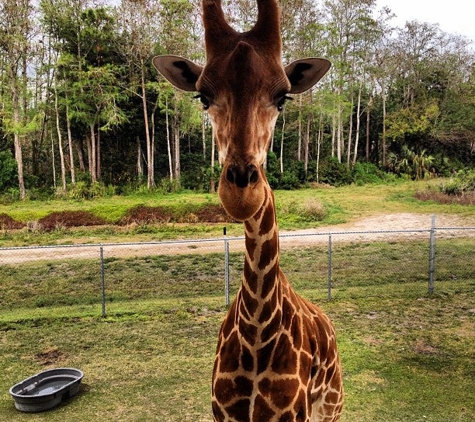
left=0, top=204, right=232, bottom=231
left=414, top=190, right=475, bottom=206
left=0, top=213, right=23, bottom=230
left=38, top=211, right=108, bottom=230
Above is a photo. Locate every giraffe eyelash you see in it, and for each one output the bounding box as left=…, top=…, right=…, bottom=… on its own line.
left=277, top=95, right=292, bottom=111
left=194, top=94, right=211, bottom=110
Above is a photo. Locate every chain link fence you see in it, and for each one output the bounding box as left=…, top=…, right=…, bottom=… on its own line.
left=1, top=216, right=474, bottom=317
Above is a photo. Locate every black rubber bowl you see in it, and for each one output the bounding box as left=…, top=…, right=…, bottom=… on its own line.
left=10, top=368, right=84, bottom=412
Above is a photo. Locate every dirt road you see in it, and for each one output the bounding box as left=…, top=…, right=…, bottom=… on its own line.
left=1, top=213, right=473, bottom=264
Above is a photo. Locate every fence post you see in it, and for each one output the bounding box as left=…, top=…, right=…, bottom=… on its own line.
left=100, top=244, right=106, bottom=318
left=428, top=215, right=436, bottom=294
left=327, top=234, right=332, bottom=300
left=224, top=227, right=230, bottom=307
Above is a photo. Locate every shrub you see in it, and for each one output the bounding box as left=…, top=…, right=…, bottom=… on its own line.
left=416, top=169, right=475, bottom=205
left=439, top=169, right=475, bottom=195
left=278, top=197, right=327, bottom=222
left=156, top=178, right=182, bottom=194
left=58, top=181, right=115, bottom=200
left=0, top=188, right=20, bottom=205
left=319, top=158, right=353, bottom=187
left=279, top=171, right=301, bottom=190
left=0, top=150, right=17, bottom=191
left=352, top=162, right=387, bottom=185
left=27, top=186, right=55, bottom=200
left=64, top=181, right=91, bottom=200
left=300, top=198, right=327, bottom=221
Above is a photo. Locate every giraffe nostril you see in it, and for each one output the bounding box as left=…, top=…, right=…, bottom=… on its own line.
left=248, top=166, right=259, bottom=185
left=226, top=167, right=236, bottom=185
left=225, top=164, right=259, bottom=188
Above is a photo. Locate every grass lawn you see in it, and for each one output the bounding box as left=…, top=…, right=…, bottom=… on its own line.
left=1, top=181, right=474, bottom=420
left=1, top=291, right=474, bottom=422
left=1, top=238, right=474, bottom=421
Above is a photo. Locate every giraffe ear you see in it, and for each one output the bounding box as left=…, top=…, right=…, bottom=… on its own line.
left=153, top=55, right=203, bottom=92
left=285, top=58, right=331, bottom=94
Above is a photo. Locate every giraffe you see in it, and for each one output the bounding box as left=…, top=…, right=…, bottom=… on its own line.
left=152, top=1, right=343, bottom=421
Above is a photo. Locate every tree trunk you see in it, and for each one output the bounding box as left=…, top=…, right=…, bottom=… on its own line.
left=173, top=127, right=181, bottom=182
left=86, top=134, right=92, bottom=179
left=304, top=114, right=311, bottom=177
left=54, top=76, right=67, bottom=192
left=141, top=63, right=154, bottom=189
left=151, top=100, right=158, bottom=185
left=89, top=124, right=97, bottom=183
left=13, top=137, right=26, bottom=199
left=202, top=113, right=206, bottom=160
left=337, top=111, right=343, bottom=163
left=365, top=99, right=371, bottom=161
left=280, top=111, right=286, bottom=173
left=316, top=113, right=323, bottom=183
left=76, top=139, right=86, bottom=173
left=165, top=97, right=173, bottom=181
left=297, top=95, right=302, bottom=161
left=96, top=125, right=101, bottom=181
left=336, top=84, right=342, bottom=163
left=65, top=101, right=76, bottom=184
left=331, top=114, right=336, bottom=158
left=50, top=129, right=56, bottom=189
left=210, top=129, right=216, bottom=193
left=381, top=82, right=387, bottom=166
left=347, top=95, right=354, bottom=168
left=12, top=95, right=26, bottom=199
left=136, top=136, right=143, bottom=181
left=352, top=81, right=363, bottom=166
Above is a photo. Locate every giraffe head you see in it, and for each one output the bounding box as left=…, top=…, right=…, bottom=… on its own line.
left=153, top=0, right=330, bottom=221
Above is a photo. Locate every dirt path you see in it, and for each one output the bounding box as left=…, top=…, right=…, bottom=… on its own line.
left=279, top=213, right=475, bottom=248
left=1, top=213, right=474, bottom=264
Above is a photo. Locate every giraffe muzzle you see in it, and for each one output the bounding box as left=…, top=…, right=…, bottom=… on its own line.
left=225, top=164, right=259, bottom=188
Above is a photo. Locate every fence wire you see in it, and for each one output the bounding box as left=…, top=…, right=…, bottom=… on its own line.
left=0, top=217, right=474, bottom=316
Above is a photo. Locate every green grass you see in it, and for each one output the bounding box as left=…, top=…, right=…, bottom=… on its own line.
left=1, top=298, right=219, bottom=422
left=1, top=292, right=474, bottom=422
left=2, top=237, right=473, bottom=311
left=2, top=180, right=474, bottom=247
left=1, top=238, right=474, bottom=421
left=336, top=294, right=475, bottom=421
left=1, top=181, right=475, bottom=420
left=1, top=191, right=219, bottom=224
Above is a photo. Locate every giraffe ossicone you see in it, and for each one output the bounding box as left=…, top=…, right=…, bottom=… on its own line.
left=153, top=1, right=343, bottom=420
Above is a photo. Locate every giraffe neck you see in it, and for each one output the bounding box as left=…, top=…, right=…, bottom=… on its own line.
left=214, top=183, right=345, bottom=422
left=237, top=184, right=285, bottom=346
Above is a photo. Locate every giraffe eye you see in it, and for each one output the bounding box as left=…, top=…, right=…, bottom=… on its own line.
left=194, top=94, right=211, bottom=110
left=276, top=95, right=292, bottom=111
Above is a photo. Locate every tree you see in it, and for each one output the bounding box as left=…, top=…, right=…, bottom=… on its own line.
left=431, top=35, right=475, bottom=167
left=157, top=0, right=202, bottom=185
left=53, top=66, right=68, bottom=192
left=0, top=0, right=36, bottom=199
left=42, top=1, right=123, bottom=183
left=384, top=21, right=474, bottom=171
left=0, top=0, right=474, bottom=196
left=116, top=0, right=161, bottom=189
left=322, top=0, right=378, bottom=164
left=78, top=64, right=128, bottom=182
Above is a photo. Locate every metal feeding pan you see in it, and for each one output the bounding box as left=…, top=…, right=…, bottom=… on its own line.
left=9, top=368, right=84, bottom=412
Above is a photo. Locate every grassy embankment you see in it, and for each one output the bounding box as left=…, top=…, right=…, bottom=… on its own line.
left=1, top=179, right=474, bottom=247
